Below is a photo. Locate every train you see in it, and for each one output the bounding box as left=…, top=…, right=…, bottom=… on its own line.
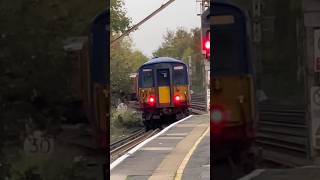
left=134, top=57, right=191, bottom=131
left=203, top=0, right=258, bottom=170
left=89, top=9, right=108, bottom=150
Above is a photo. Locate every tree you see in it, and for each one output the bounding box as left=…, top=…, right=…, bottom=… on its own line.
left=110, top=37, right=148, bottom=106
left=109, top=0, right=148, bottom=105
left=110, top=0, right=131, bottom=34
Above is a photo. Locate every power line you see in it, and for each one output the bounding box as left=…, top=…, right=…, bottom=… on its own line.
left=111, top=0, right=176, bottom=45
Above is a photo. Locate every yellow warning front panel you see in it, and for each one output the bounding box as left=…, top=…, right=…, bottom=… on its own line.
left=158, top=86, right=170, bottom=104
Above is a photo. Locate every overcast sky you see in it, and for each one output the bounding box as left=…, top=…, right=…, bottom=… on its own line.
left=123, top=0, right=201, bottom=57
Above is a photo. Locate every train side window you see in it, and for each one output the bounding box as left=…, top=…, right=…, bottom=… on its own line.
left=157, top=69, right=170, bottom=86
left=141, top=69, right=154, bottom=88
left=173, top=66, right=187, bottom=85
left=213, top=29, right=239, bottom=73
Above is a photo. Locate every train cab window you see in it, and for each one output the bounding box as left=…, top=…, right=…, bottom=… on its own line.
left=173, top=65, right=187, bottom=85
left=140, top=68, right=154, bottom=88
left=157, top=69, right=170, bottom=86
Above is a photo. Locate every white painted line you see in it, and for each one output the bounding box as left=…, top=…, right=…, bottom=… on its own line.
left=238, top=169, right=266, bottom=180
left=140, top=147, right=173, bottom=151
left=110, top=115, right=193, bottom=171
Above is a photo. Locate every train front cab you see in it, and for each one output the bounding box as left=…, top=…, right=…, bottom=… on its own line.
left=137, top=58, right=190, bottom=130
left=210, top=1, right=257, bottom=160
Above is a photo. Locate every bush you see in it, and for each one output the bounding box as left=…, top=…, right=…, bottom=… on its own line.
left=111, top=108, right=142, bottom=129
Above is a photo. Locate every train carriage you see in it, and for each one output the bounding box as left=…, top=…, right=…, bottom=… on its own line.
left=205, top=0, right=258, bottom=169
left=136, top=57, right=191, bottom=131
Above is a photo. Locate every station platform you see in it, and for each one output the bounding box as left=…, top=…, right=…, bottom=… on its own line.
left=240, top=166, right=320, bottom=180
left=110, top=114, right=210, bottom=180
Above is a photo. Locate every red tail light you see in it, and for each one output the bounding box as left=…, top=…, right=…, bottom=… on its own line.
left=174, top=95, right=180, bottom=102
left=148, top=96, right=156, bottom=106
left=174, top=95, right=181, bottom=105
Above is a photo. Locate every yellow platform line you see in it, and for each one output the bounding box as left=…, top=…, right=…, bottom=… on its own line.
left=174, top=127, right=210, bottom=180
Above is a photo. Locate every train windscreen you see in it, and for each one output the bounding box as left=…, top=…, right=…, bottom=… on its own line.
left=157, top=69, right=170, bottom=86
left=173, top=65, right=188, bottom=85
left=140, top=69, right=154, bottom=88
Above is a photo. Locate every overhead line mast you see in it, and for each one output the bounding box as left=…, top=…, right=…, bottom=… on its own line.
left=111, top=0, right=176, bottom=45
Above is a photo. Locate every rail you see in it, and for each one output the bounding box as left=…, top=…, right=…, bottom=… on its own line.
left=256, top=103, right=310, bottom=166
left=110, top=129, right=145, bottom=150
left=110, top=129, right=159, bottom=162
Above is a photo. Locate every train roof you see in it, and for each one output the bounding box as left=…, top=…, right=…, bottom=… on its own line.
left=212, top=0, right=247, bottom=16
left=141, top=57, right=186, bottom=66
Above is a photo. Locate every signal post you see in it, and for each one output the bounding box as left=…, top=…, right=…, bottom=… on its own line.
left=200, top=2, right=210, bottom=112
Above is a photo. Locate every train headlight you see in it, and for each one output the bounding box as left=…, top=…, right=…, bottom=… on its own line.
left=210, top=104, right=227, bottom=123
left=211, top=110, right=223, bottom=122
left=210, top=104, right=227, bottom=135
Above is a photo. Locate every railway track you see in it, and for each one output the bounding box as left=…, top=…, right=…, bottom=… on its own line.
left=110, top=129, right=160, bottom=162
left=256, top=103, right=311, bottom=166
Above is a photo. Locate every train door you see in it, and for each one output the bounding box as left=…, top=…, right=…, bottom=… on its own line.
left=157, top=69, right=171, bottom=106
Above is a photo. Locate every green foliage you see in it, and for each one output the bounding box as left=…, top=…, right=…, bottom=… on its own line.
left=110, top=108, right=143, bottom=143
left=110, top=37, right=148, bottom=105
left=111, top=108, right=142, bottom=129
left=153, top=28, right=194, bottom=60
left=110, top=0, right=145, bottom=98
left=110, top=0, right=131, bottom=34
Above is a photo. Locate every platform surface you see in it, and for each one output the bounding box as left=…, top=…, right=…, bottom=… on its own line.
left=182, top=128, right=210, bottom=180
left=110, top=114, right=210, bottom=180
left=240, top=166, right=320, bottom=180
